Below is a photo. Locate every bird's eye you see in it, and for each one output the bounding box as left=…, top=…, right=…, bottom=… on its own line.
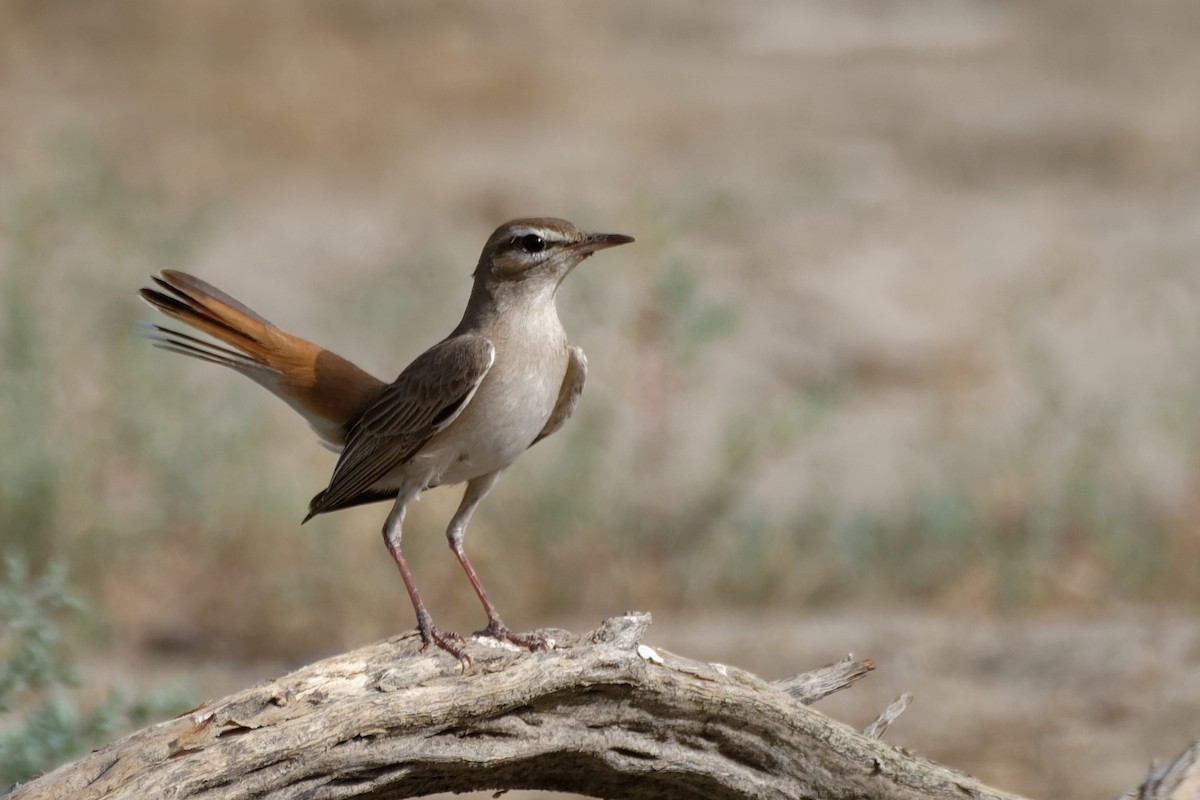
left=514, top=234, right=545, bottom=254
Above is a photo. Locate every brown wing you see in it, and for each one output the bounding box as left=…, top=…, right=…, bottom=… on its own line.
left=304, top=333, right=495, bottom=518
left=531, top=344, right=587, bottom=447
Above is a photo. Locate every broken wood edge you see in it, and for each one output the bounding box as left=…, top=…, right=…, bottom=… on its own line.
left=1135, top=740, right=1200, bottom=800
left=771, top=652, right=876, bottom=704
left=1, top=612, right=1040, bottom=800
left=864, top=692, right=914, bottom=740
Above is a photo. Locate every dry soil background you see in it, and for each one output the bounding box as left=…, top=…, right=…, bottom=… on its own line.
left=3, top=2, right=1200, bottom=798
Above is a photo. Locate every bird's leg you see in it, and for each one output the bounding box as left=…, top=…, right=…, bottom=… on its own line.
left=382, top=490, right=469, bottom=666
left=449, top=471, right=547, bottom=651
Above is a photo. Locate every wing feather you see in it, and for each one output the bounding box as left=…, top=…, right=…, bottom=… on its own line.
left=305, top=333, right=495, bottom=518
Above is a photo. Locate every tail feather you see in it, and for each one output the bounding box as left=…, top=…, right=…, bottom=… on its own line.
left=138, top=270, right=388, bottom=451
left=136, top=320, right=270, bottom=373
left=140, top=272, right=276, bottom=365
left=155, top=269, right=274, bottom=326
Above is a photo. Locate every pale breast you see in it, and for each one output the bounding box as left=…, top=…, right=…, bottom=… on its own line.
left=421, top=317, right=569, bottom=487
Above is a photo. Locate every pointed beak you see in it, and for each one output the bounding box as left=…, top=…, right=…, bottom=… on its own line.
left=577, top=231, right=635, bottom=255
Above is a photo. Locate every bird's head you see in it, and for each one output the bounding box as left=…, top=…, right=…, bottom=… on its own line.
left=474, top=218, right=634, bottom=289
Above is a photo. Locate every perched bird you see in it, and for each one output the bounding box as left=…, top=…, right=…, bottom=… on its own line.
left=139, top=218, right=634, bottom=663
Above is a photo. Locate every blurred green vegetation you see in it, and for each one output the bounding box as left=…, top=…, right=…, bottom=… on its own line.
left=0, top=141, right=1197, bottom=684
left=2, top=126, right=1199, bottom=793
left=0, top=555, right=193, bottom=787
left=2, top=144, right=1198, bottom=633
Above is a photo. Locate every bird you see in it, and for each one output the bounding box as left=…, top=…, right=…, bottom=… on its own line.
left=138, top=217, right=634, bottom=664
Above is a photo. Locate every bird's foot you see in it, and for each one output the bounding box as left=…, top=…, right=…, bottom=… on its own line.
left=415, top=614, right=471, bottom=668
left=476, top=618, right=551, bottom=652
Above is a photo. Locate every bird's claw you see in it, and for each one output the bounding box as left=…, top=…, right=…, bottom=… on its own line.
left=477, top=619, right=550, bottom=652
left=417, top=621, right=472, bottom=668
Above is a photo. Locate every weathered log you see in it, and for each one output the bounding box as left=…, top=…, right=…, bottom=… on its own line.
left=7, top=613, right=1188, bottom=800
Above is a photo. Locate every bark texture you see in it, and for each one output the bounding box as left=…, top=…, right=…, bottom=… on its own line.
left=6, top=613, right=1195, bottom=800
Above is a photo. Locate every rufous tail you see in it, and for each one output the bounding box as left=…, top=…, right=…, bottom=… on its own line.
left=139, top=270, right=386, bottom=451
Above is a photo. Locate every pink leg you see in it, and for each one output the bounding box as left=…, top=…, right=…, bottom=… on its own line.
left=448, top=471, right=547, bottom=650
left=381, top=490, right=469, bottom=666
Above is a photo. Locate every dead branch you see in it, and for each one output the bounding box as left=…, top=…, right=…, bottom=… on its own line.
left=7, top=613, right=1189, bottom=800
